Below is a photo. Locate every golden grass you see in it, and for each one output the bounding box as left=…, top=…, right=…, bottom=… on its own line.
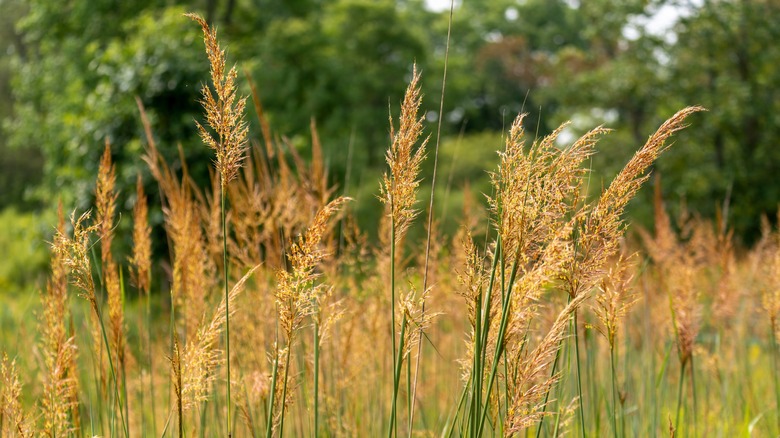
left=8, top=13, right=780, bottom=438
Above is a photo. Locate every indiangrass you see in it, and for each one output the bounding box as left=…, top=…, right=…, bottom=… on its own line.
left=186, top=13, right=249, bottom=438
left=379, top=64, right=428, bottom=438
left=11, top=12, right=780, bottom=438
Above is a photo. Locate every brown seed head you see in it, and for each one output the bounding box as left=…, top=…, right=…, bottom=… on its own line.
left=130, top=174, right=152, bottom=294
left=187, top=13, right=249, bottom=185
left=52, top=211, right=100, bottom=315
left=1, top=354, right=33, bottom=437
left=276, top=197, right=349, bottom=340
left=379, top=65, right=429, bottom=243
left=95, top=140, right=117, bottom=265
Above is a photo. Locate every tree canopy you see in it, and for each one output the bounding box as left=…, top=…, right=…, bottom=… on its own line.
left=1, top=0, right=778, bottom=242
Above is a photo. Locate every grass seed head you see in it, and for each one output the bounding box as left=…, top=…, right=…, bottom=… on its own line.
left=187, top=13, right=249, bottom=185
left=130, top=174, right=152, bottom=294
left=379, top=65, right=428, bottom=243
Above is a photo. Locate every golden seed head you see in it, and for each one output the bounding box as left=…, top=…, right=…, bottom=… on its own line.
left=379, top=65, right=428, bottom=243
left=187, top=13, right=249, bottom=185
left=130, top=174, right=152, bottom=294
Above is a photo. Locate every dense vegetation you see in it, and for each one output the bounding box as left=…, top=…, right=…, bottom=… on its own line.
left=1, top=1, right=780, bottom=437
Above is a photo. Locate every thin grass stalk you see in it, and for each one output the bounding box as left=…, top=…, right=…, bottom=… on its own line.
left=586, top=326, right=598, bottom=431
left=119, top=270, right=130, bottom=437
left=610, top=344, right=618, bottom=438
left=772, top=323, right=780, bottom=434
left=476, top=246, right=521, bottom=437
left=573, top=311, right=587, bottom=437
left=149, top=288, right=157, bottom=436
left=222, top=186, right=233, bottom=437
left=389, top=214, right=398, bottom=437
left=168, top=288, right=176, bottom=436
left=675, top=361, right=686, bottom=435
left=139, top=301, right=146, bottom=435
left=387, top=316, right=408, bottom=438
left=690, top=352, right=697, bottom=437
left=91, top=285, right=129, bottom=438
left=469, top=287, right=482, bottom=436
left=314, top=324, right=320, bottom=436
left=265, top=343, right=279, bottom=438
left=278, top=343, right=293, bottom=438
left=445, top=372, right=470, bottom=438
left=535, top=331, right=565, bottom=438
left=406, top=353, right=412, bottom=433
left=467, top=235, right=501, bottom=437
left=476, top=237, right=503, bottom=432
left=409, top=0, right=454, bottom=432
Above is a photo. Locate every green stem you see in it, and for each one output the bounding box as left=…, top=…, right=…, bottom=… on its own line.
left=388, top=317, right=408, bottom=438
left=445, top=374, right=470, bottom=438
left=222, top=185, right=232, bottom=437
left=278, top=342, right=293, bottom=438
left=675, top=360, right=686, bottom=435
left=535, top=333, right=565, bottom=438
left=476, top=245, right=521, bottom=437
left=772, top=324, right=780, bottom=434
left=574, top=311, right=586, bottom=438
left=470, top=291, right=482, bottom=437
left=314, top=324, right=320, bottom=437
left=265, top=343, right=279, bottom=438
left=610, top=344, right=618, bottom=438
left=406, top=352, right=412, bottom=432
left=690, top=352, right=697, bottom=437
left=470, top=236, right=501, bottom=437
left=94, top=297, right=130, bottom=437
left=390, top=209, right=397, bottom=438
left=148, top=289, right=158, bottom=437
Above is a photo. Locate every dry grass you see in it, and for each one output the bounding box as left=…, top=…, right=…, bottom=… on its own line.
left=6, top=13, right=780, bottom=438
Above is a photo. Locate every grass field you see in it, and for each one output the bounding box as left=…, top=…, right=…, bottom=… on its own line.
left=1, top=14, right=778, bottom=438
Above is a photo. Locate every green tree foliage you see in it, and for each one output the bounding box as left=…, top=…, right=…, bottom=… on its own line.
left=664, top=0, right=780, bottom=240
left=250, top=0, right=429, bottom=169
left=10, top=5, right=208, bottom=210
left=2, top=0, right=779, bottom=243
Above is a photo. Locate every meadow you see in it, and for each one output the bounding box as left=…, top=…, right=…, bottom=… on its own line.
left=1, top=13, right=779, bottom=438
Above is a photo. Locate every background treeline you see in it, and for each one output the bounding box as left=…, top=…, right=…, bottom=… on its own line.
left=0, top=0, right=778, bottom=293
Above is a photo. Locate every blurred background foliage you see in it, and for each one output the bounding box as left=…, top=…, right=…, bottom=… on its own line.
left=0, top=0, right=778, bottom=293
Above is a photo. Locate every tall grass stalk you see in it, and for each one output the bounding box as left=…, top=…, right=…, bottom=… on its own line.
left=380, top=65, right=427, bottom=437
left=675, top=361, right=686, bottom=434
left=313, top=323, right=321, bottom=436
left=54, top=213, right=129, bottom=437
left=409, top=0, right=454, bottom=433
left=574, top=311, right=587, bottom=437
left=535, top=337, right=564, bottom=438
left=772, top=324, right=780, bottom=433
left=476, top=246, right=520, bottom=437
left=690, top=353, right=698, bottom=436
left=390, top=215, right=398, bottom=437
left=609, top=343, right=618, bottom=438
left=265, top=338, right=279, bottom=438
left=221, top=186, right=232, bottom=436
left=278, top=344, right=293, bottom=437
left=388, top=316, right=408, bottom=438
left=186, top=14, right=250, bottom=435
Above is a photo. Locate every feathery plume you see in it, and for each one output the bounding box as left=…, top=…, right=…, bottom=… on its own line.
left=1, top=354, right=34, bottom=437
left=39, top=204, right=80, bottom=437
left=186, top=13, right=249, bottom=185
left=571, top=107, right=705, bottom=297
left=593, top=254, right=638, bottom=349
left=95, top=140, right=118, bottom=266
left=130, top=174, right=152, bottom=294
left=52, top=211, right=100, bottom=315
left=379, top=65, right=429, bottom=243
left=179, top=264, right=261, bottom=411
left=276, top=197, right=349, bottom=340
